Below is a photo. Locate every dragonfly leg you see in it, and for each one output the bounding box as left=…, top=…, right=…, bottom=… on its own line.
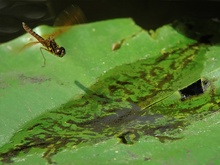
left=40, top=47, right=47, bottom=67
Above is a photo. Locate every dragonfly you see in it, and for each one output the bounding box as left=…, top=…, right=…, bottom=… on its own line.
left=22, top=5, right=86, bottom=66
left=22, top=22, right=65, bottom=64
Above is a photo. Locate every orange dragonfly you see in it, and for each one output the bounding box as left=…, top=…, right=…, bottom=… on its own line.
left=22, top=5, right=86, bottom=66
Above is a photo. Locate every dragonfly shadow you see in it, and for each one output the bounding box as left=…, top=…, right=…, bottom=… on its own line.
left=74, top=80, right=114, bottom=107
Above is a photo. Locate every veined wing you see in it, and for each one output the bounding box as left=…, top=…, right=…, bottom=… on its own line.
left=51, top=5, right=86, bottom=38
left=54, top=5, right=86, bottom=26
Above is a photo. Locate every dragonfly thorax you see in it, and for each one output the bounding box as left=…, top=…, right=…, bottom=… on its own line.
left=48, top=38, right=65, bottom=57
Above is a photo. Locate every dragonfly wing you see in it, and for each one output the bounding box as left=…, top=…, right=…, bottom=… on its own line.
left=11, top=41, right=39, bottom=55
left=54, top=5, right=86, bottom=26
left=51, top=5, right=86, bottom=39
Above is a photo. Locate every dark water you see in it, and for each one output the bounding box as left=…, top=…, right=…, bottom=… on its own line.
left=0, top=0, right=219, bottom=43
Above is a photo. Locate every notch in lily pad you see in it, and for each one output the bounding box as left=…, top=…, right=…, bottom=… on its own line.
left=118, top=130, right=140, bottom=145
left=179, top=79, right=209, bottom=101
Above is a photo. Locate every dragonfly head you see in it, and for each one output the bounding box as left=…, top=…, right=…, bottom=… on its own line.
left=55, top=47, right=66, bottom=57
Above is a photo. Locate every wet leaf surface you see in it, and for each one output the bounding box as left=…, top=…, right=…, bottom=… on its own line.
left=0, top=18, right=220, bottom=164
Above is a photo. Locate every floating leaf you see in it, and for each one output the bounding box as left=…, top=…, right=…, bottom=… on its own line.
left=0, top=18, right=220, bottom=164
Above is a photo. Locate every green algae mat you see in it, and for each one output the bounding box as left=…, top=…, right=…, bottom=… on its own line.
left=1, top=18, right=220, bottom=164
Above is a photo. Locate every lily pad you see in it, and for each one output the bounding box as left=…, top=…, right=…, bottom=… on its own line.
left=0, top=18, right=220, bottom=164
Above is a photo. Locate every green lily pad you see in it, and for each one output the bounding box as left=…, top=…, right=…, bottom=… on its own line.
left=0, top=18, right=220, bottom=164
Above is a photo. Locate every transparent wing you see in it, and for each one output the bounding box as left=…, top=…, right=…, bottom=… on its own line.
left=54, top=5, right=86, bottom=27
left=51, top=5, right=86, bottom=39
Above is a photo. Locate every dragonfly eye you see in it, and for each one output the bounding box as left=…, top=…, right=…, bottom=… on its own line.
left=55, top=47, right=65, bottom=57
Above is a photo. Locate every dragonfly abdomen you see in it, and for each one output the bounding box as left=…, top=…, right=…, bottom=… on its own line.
left=22, top=22, right=45, bottom=44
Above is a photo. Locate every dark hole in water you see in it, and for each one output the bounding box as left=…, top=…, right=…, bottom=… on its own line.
left=118, top=130, right=139, bottom=145
left=118, top=134, right=129, bottom=144
left=198, top=34, right=213, bottom=44
left=179, top=79, right=209, bottom=101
